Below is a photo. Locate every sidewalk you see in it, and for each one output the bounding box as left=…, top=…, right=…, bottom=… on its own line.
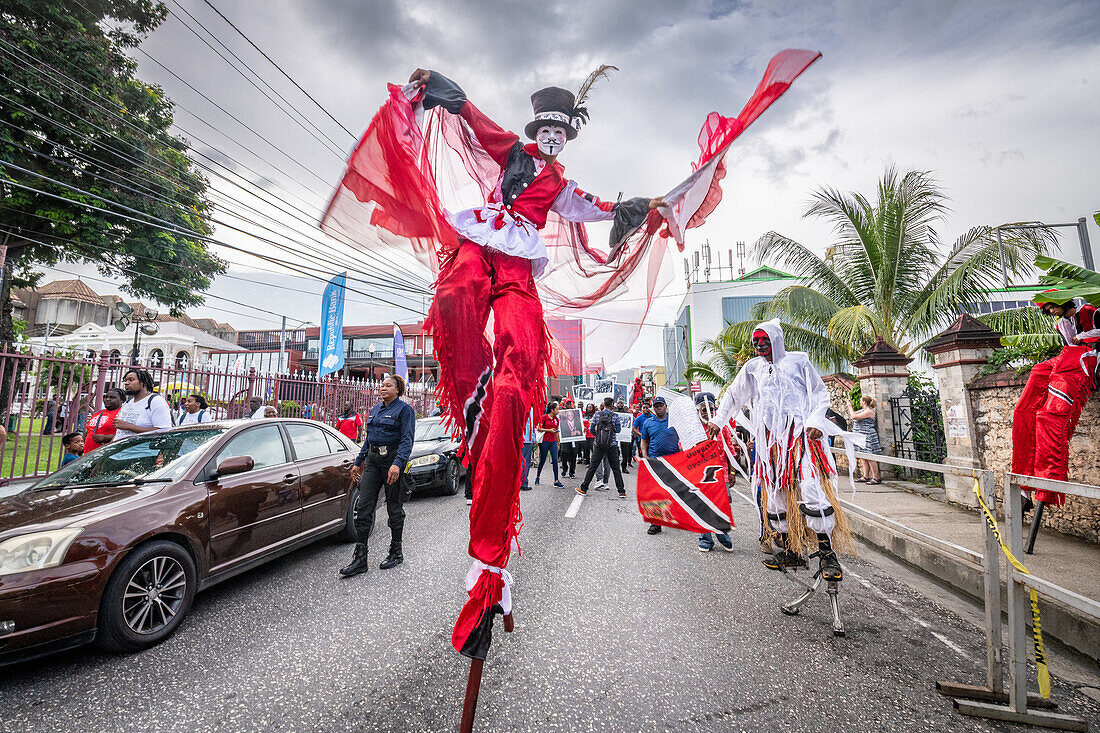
left=841, top=476, right=1100, bottom=661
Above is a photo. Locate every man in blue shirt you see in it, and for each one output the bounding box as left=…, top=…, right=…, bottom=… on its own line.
left=341, top=375, right=416, bottom=577
left=576, top=397, right=625, bottom=497
left=632, top=402, right=652, bottom=457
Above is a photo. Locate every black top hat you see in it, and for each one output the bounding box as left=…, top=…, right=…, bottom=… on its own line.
left=524, top=86, right=585, bottom=141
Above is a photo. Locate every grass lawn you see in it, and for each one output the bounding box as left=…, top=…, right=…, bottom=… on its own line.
left=1, top=417, right=67, bottom=480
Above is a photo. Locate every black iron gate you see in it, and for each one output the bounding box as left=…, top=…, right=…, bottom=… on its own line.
left=889, top=386, right=947, bottom=484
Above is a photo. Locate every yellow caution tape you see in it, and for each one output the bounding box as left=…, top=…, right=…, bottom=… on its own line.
left=972, top=480, right=1051, bottom=699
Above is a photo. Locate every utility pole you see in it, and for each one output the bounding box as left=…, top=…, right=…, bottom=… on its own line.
left=279, top=315, right=287, bottom=374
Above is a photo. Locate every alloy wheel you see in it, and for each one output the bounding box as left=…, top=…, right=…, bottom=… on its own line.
left=122, top=555, right=188, bottom=635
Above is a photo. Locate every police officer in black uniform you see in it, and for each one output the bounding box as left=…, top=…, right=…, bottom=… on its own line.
left=340, top=375, right=416, bottom=577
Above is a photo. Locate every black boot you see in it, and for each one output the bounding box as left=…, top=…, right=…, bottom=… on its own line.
left=817, top=533, right=842, bottom=581
left=379, top=529, right=403, bottom=569
left=763, top=533, right=807, bottom=571
left=340, top=543, right=369, bottom=577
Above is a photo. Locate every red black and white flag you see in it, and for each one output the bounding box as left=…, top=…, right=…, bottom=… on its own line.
left=637, top=439, right=733, bottom=533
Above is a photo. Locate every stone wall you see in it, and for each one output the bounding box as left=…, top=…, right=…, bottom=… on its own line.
left=970, top=372, right=1100, bottom=543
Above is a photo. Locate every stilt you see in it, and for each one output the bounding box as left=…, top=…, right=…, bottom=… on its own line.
left=1024, top=500, right=1046, bottom=555
left=458, top=613, right=512, bottom=733
left=459, top=659, right=484, bottom=733
left=826, top=580, right=845, bottom=636
left=777, top=558, right=847, bottom=636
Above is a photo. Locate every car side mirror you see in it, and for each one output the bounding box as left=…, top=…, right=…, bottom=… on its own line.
left=212, top=455, right=254, bottom=479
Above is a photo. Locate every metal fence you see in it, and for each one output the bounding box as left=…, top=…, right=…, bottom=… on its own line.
left=889, top=386, right=947, bottom=484
left=0, top=349, right=435, bottom=485
left=832, top=447, right=1004, bottom=706
left=834, top=445, right=1095, bottom=731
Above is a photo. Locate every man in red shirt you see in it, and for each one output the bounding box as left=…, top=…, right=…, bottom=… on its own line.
left=334, top=400, right=363, bottom=442
left=84, top=387, right=125, bottom=452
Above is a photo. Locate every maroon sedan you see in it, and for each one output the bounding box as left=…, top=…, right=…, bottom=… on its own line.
left=0, top=418, right=358, bottom=665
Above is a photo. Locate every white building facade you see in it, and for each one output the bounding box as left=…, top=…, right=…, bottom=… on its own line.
left=29, top=321, right=244, bottom=367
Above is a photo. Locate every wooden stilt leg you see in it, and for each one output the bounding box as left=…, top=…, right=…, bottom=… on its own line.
left=460, top=659, right=484, bottom=733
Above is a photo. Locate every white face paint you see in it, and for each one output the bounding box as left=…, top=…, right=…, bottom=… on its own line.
left=536, top=125, right=567, bottom=156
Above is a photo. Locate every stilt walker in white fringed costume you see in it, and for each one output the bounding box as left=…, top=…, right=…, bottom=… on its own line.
left=708, top=320, right=864, bottom=581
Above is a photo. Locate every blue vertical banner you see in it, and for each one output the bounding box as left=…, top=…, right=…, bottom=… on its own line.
left=392, top=323, right=408, bottom=381
left=318, top=273, right=347, bottom=378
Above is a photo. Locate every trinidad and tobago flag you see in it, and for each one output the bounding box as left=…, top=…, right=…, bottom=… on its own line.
left=637, top=439, right=733, bottom=533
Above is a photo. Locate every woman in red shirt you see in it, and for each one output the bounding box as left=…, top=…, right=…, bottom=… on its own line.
left=534, top=402, right=563, bottom=487
left=84, top=388, right=125, bottom=452
left=334, top=400, right=364, bottom=442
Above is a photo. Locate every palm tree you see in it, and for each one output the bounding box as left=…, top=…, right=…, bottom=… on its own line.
left=996, top=256, right=1100, bottom=349
left=688, top=167, right=1056, bottom=379
left=683, top=328, right=755, bottom=393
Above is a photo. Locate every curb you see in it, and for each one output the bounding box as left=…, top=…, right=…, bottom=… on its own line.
left=846, top=508, right=1100, bottom=663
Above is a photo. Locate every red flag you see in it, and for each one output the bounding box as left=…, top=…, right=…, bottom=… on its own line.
left=637, top=439, right=734, bottom=533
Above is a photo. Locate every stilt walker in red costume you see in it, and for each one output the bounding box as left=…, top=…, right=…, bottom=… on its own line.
left=319, top=50, right=823, bottom=729
left=402, top=66, right=665, bottom=661
left=1012, top=291, right=1099, bottom=553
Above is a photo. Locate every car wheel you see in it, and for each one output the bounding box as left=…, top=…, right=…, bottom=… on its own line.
left=442, top=458, right=461, bottom=496
left=96, top=540, right=197, bottom=653
left=342, top=481, right=361, bottom=543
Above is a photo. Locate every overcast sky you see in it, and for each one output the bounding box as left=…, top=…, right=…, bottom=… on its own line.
left=43, top=0, right=1100, bottom=367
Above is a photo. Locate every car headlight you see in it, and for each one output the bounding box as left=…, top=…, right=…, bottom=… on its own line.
left=0, top=528, right=83, bottom=577
left=406, top=454, right=441, bottom=469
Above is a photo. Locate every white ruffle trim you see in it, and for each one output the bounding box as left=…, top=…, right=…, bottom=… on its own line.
left=465, top=559, right=513, bottom=615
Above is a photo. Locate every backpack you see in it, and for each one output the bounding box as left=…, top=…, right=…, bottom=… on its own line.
left=594, top=410, right=616, bottom=448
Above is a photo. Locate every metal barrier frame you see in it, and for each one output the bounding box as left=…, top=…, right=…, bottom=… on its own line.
left=830, top=447, right=1005, bottom=700
left=955, top=473, right=1100, bottom=731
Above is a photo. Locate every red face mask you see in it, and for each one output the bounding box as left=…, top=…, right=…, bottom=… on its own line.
left=752, top=330, right=772, bottom=357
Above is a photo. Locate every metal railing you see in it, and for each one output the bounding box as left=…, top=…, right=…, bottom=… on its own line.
left=835, top=445, right=1095, bottom=730
left=0, top=349, right=436, bottom=484
left=832, top=447, right=1003, bottom=699
left=967, top=473, right=1100, bottom=731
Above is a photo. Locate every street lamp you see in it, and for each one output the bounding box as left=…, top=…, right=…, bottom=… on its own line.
left=113, top=303, right=159, bottom=365
left=367, top=341, right=376, bottom=383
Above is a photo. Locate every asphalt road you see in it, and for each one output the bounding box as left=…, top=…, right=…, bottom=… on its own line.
left=2, top=468, right=1099, bottom=732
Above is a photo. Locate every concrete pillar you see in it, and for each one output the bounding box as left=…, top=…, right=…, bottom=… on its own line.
left=852, top=339, right=913, bottom=479
left=925, top=314, right=1003, bottom=506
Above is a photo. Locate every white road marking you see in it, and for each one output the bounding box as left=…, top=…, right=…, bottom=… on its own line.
left=847, top=568, right=974, bottom=660
left=730, top=482, right=974, bottom=661
left=565, top=493, right=585, bottom=518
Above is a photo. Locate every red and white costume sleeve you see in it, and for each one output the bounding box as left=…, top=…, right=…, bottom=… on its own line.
left=1012, top=344, right=1099, bottom=505
left=1054, top=301, right=1097, bottom=346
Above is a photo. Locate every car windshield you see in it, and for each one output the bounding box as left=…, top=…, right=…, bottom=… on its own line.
left=414, top=421, right=449, bottom=442
left=32, top=428, right=226, bottom=489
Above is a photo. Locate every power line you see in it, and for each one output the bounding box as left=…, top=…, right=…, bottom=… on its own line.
left=6, top=228, right=295, bottom=321
left=0, top=166, right=427, bottom=315
left=0, top=124, right=430, bottom=299
left=0, top=84, right=431, bottom=296
left=0, top=31, right=433, bottom=293
left=165, top=0, right=350, bottom=151
left=200, top=0, right=356, bottom=138
left=0, top=212, right=428, bottom=313
left=40, top=265, right=285, bottom=327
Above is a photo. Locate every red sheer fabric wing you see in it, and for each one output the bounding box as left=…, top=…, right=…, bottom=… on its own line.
left=320, top=84, right=459, bottom=272
left=677, top=49, right=822, bottom=237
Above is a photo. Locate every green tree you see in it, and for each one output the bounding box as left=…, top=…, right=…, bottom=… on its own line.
left=0, top=0, right=225, bottom=351
left=699, top=168, right=1055, bottom=377
left=683, top=327, right=755, bottom=395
